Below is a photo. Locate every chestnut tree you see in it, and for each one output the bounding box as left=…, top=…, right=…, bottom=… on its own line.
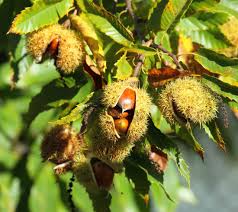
left=1, top=0, right=238, bottom=211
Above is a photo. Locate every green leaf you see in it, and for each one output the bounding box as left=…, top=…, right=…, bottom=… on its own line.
left=75, top=0, right=92, bottom=12
left=147, top=119, right=190, bottom=187
left=69, top=175, right=94, bottom=212
left=155, top=31, right=174, bottom=64
left=86, top=13, right=132, bottom=46
left=186, top=127, right=205, bottom=160
left=86, top=190, right=111, bottom=212
left=150, top=176, right=176, bottom=212
left=49, top=101, right=87, bottom=126
left=203, top=121, right=226, bottom=151
left=71, top=79, right=94, bottom=103
left=125, top=160, right=151, bottom=196
left=194, top=51, right=238, bottom=83
left=160, top=0, right=194, bottom=32
left=132, top=0, right=160, bottom=20
left=128, top=150, right=163, bottom=183
left=150, top=160, right=196, bottom=212
left=78, top=0, right=134, bottom=42
left=29, top=109, right=56, bottom=135
left=29, top=164, right=67, bottom=212
left=228, top=101, right=238, bottom=111
left=126, top=150, right=175, bottom=205
left=150, top=104, right=172, bottom=134
left=110, top=173, right=140, bottom=212
left=176, top=126, right=205, bottom=160
left=114, top=52, right=133, bottom=80
left=0, top=62, right=12, bottom=89
left=202, top=74, right=238, bottom=102
left=192, top=0, right=238, bottom=19
left=9, top=0, right=74, bottom=34
left=27, top=136, right=44, bottom=178
left=11, top=36, right=59, bottom=86
left=17, top=59, right=60, bottom=89
left=56, top=173, right=94, bottom=212
left=25, top=79, right=79, bottom=126
left=76, top=0, right=134, bottom=46
left=0, top=99, right=25, bottom=140
left=177, top=17, right=228, bottom=49
left=219, top=0, right=238, bottom=18
left=199, top=48, right=238, bottom=66
left=124, top=161, right=151, bottom=211
left=49, top=80, right=93, bottom=125
left=0, top=175, right=20, bottom=212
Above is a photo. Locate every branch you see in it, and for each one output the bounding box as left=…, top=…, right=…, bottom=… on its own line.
left=153, top=44, right=184, bottom=71
left=125, top=0, right=142, bottom=40
left=132, top=39, right=153, bottom=77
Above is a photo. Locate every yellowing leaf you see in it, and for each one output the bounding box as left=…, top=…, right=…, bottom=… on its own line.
left=119, top=45, right=156, bottom=56
left=70, top=13, right=106, bottom=73
left=114, top=52, right=133, bottom=80
left=9, top=0, right=74, bottom=34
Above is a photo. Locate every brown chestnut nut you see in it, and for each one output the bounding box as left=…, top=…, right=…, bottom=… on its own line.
left=92, top=159, right=114, bottom=190
left=48, top=37, right=60, bottom=56
left=108, top=106, right=129, bottom=119
left=117, top=88, right=136, bottom=111
left=114, top=118, right=129, bottom=135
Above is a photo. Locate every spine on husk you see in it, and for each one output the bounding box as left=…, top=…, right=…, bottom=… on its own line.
left=84, top=77, right=152, bottom=168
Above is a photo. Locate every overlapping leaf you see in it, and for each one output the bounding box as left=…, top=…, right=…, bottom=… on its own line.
left=70, top=13, right=106, bottom=73
left=25, top=79, right=79, bottom=126
left=149, top=0, right=193, bottom=33
left=147, top=119, right=190, bottom=187
left=114, top=52, right=133, bottom=80
left=176, top=126, right=205, bottom=161
left=86, top=14, right=132, bottom=46
left=9, top=0, right=74, bottom=34
left=161, top=0, right=194, bottom=32
left=194, top=48, right=238, bottom=83
left=80, top=0, right=134, bottom=41
left=177, top=17, right=228, bottom=49
left=76, top=0, right=134, bottom=46
left=125, top=160, right=151, bottom=197
left=202, top=74, right=238, bottom=102
left=87, top=190, right=111, bottom=212
left=203, top=121, right=226, bottom=151
left=192, top=0, right=238, bottom=18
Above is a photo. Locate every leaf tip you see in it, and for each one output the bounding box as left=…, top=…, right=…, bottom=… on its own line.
left=196, top=148, right=205, bottom=161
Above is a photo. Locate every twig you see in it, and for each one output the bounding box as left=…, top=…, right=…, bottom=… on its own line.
left=125, top=0, right=142, bottom=40
left=132, top=39, right=153, bottom=77
left=153, top=44, right=184, bottom=71
left=62, top=9, right=78, bottom=28
left=125, top=0, right=135, bottom=19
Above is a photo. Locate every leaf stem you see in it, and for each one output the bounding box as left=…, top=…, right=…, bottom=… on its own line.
left=153, top=44, right=184, bottom=71
left=132, top=39, right=153, bottom=77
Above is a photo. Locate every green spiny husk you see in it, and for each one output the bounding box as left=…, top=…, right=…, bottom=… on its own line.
left=27, top=24, right=85, bottom=74
left=158, top=77, right=219, bottom=125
